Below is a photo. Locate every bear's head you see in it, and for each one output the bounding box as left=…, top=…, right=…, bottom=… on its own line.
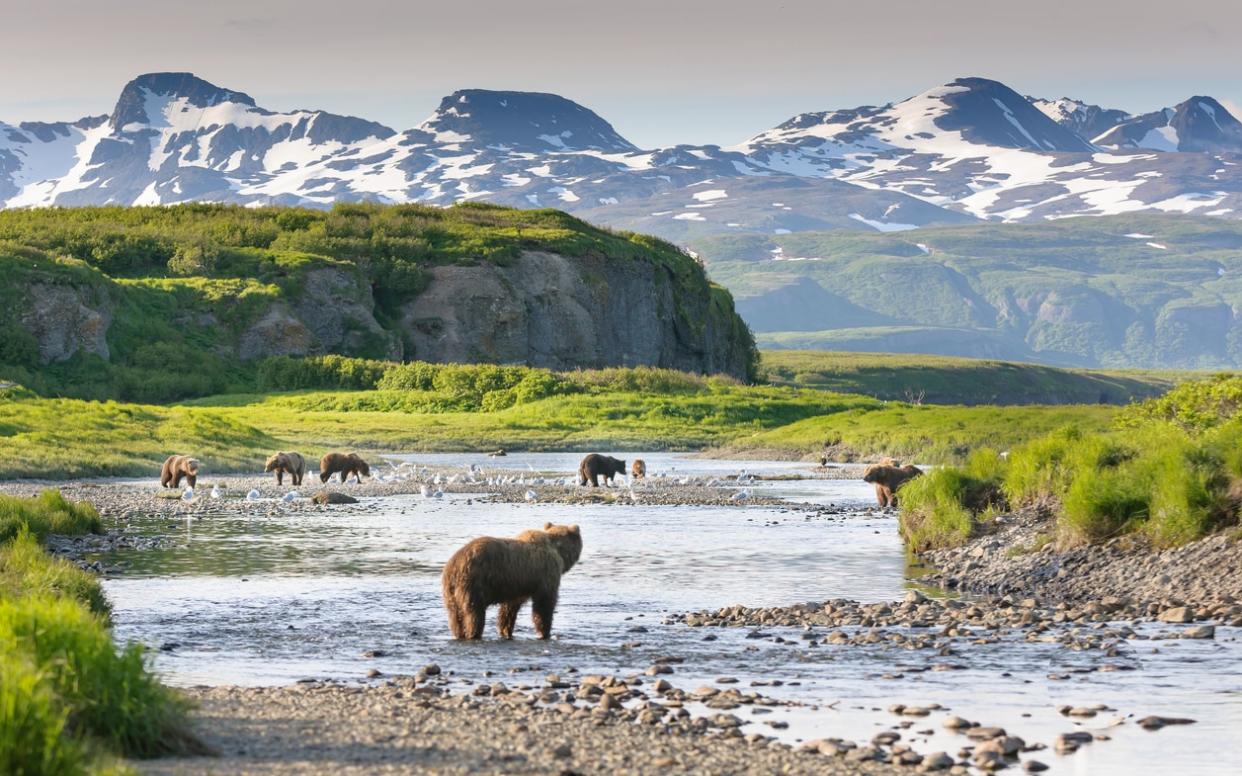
left=264, top=453, right=285, bottom=472
left=542, top=522, right=583, bottom=572
left=185, top=458, right=200, bottom=474
left=353, top=456, right=371, bottom=477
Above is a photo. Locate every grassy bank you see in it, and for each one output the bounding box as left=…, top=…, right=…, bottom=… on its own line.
left=760, top=350, right=1178, bottom=406
left=0, top=492, right=198, bottom=773
left=899, top=375, right=1242, bottom=551
left=0, top=359, right=1130, bottom=480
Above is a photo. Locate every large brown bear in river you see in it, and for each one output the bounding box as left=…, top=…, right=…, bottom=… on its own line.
left=631, top=459, right=647, bottom=479
left=319, top=452, right=371, bottom=484
left=579, top=453, right=626, bottom=487
left=265, top=451, right=306, bottom=486
left=442, top=523, right=583, bottom=640
left=160, top=455, right=200, bottom=489
left=862, top=459, right=923, bottom=507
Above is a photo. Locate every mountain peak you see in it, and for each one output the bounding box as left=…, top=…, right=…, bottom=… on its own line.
left=418, top=88, right=637, bottom=153
left=1094, top=95, right=1242, bottom=153
left=926, top=77, right=1096, bottom=152
left=112, top=72, right=256, bottom=128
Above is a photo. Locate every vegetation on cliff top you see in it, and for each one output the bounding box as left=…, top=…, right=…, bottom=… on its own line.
left=899, top=375, right=1242, bottom=550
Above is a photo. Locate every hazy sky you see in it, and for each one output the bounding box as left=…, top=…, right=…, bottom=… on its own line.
left=3, top=0, right=1240, bottom=148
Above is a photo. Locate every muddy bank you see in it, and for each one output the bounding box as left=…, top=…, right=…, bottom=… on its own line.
left=140, top=680, right=898, bottom=775
left=921, top=507, right=1242, bottom=621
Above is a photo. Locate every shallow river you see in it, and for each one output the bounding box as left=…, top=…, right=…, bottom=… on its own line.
left=98, top=453, right=1242, bottom=775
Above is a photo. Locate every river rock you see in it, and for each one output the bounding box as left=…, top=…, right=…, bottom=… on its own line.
left=1181, top=625, right=1215, bottom=639
left=312, top=491, right=359, bottom=505
left=1157, top=606, right=1193, bottom=623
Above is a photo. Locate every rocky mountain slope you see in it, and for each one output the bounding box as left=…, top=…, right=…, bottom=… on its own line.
left=4, top=72, right=1242, bottom=237
left=704, top=213, right=1242, bottom=369
left=0, top=204, right=755, bottom=400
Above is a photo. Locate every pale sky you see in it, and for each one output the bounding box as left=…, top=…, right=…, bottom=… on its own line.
left=3, top=0, right=1240, bottom=148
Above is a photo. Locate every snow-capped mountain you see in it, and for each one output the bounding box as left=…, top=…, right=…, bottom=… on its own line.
left=1028, top=96, right=1130, bottom=140
left=2, top=72, right=1242, bottom=238
left=1093, top=97, right=1242, bottom=154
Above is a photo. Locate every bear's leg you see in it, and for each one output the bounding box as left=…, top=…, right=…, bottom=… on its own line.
left=590, top=473, right=599, bottom=487
left=320, top=470, right=330, bottom=484
left=187, top=474, right=197, bottom=489
left=277, top=469, right=284, bottom=486
left=445, top=602, right=465, bottom=639
left=462, top=598, right=486, bottom=640
left=531, top=589, right=559, bottom=640
left=497, top=598, right=524, bottom=639
left=173, top=471, right=183, bottom=488
left=873, top=483, right=886, bottom=507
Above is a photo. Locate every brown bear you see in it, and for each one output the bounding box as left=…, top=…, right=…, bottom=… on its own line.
left=442, top=523, right=582, bottom=640
left=631, top=459, right=647, bottom=479
left=579, top=453, right=626, bottom=487
left=160, top=455, right=200, bottom=489
left=318, top=452, right=371, bottom=484
left=265, top=451, right=306, bottom=486
left=862, top=459, right=923, bottom=507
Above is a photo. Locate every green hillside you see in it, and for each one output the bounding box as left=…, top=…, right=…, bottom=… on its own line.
left=702, top=214, right=1242, bottom=369
left=759, top=350, right=1180, bottom=405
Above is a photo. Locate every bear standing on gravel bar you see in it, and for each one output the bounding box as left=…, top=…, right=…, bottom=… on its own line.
left=441, top=523, right=583, bottom=640
left=578, top=453, right=626, bottom=487
left=265, top=451, right=306, bottom=486
left=160, top=455, right=200, bottom=489
left=862, top=460, right=923, bottom=507
left=318, top=452, right=371, bottom=484
left=631, top=459, right=647, bottom=479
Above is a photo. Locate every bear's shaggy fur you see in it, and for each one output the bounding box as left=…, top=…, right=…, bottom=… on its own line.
left=160, top=455, right=200, bottom=489
left=318, top=452, right=371, bottom=484
left=862, top=459, right=923, bottom=507
left=631, top=459, right=647, bottom=479
left=265, top=451, right=306, bottom=486
left=579, top=453, right=626, bottom=487
left=441, top=523, right=583, bottom=640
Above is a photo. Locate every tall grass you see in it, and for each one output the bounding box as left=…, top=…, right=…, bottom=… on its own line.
left=898, top=450, right=1006, bottom=552
left=0, top=653, right=87, bottom=776
left=0, top=532, right=109, bottom=618
left=0, top=492, right=102, bottom=544
left=0, top=597, right=196, bottom=759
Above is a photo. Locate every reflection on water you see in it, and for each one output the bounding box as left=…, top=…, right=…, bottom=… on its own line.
left=96, top=454, right=1242, bottom=776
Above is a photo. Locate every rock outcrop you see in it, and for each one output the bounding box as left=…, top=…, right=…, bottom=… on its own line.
left=399, top=251, right=751, bottom=377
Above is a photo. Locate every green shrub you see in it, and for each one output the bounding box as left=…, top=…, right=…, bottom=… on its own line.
left=0, top=596, right=195, bottom=758
left=0, top=532, right=109, bottom=618
left=897, top=468, right=979, bottom=552
left=1119, top=374, right=1242, bottom=432
left=256, top=355, right=390, bottom=391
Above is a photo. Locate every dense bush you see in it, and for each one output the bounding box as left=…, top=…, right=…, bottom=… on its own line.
left=901, top=378, right=1242, bottom=549
left=256, top=355, right=390, bottom=391
left=898, top=450, right=1006, bottom=551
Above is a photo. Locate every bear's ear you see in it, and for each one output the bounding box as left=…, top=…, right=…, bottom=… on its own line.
left=544, top=522, right=554, bottom=530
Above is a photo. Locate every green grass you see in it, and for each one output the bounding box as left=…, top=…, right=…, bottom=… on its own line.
left=760, top=350, right=1178, bottom=406
left=0, top=493, right=200, bottom=773
left=899, top=377, right=1242, bottom=549
left=0, top=532, right=109, bottom=618
left=0, top=491, right=103, bottom=544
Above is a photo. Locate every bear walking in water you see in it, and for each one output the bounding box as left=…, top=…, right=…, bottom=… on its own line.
left=160, top=455, right=200, bottom=489
left=578, top=453, right=626, bottom=487
left=441, top=523, right=582, bottom=640
left=265, top=451, right=306, bottom=486
left=630, top=459, right=647, bottom=479
left=319, top=452, right=370, bottom=484
left=862, top=459, right=923, bottom=507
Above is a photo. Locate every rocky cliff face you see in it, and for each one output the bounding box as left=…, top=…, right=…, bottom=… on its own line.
left=399, top=251, right=752, bottom=376
left=11, top=251, right=753, bottom=379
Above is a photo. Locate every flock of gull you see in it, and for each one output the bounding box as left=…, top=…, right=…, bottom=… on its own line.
left=176, top=459, right=758, bottom=506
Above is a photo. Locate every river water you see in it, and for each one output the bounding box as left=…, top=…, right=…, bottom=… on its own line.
left=97, top=453, right=1242, bottom=775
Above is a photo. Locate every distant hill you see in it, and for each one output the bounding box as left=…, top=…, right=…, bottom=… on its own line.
left=705, top=214, right=1242, bottom=369
left=759, top=350, right=1178, bottom=406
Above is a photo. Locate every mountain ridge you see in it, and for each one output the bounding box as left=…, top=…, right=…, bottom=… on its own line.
left=2, top=71, right=1242, bottom=237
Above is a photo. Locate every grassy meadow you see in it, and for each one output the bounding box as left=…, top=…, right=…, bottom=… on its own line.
left=0, top=354, right=1145, bottom=480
